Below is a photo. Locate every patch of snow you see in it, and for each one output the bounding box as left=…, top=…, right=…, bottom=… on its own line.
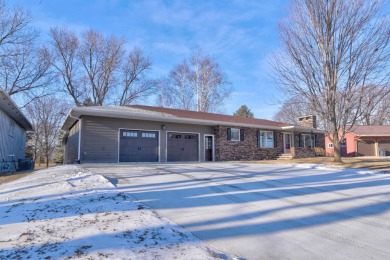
left=0, top=165, right=230, bottom=259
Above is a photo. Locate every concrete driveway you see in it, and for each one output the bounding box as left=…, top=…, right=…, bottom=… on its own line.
left=86, top=163, right=390, bottom=259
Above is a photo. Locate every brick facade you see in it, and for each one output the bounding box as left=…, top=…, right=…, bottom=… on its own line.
left=214, top=125, right=283, bottom=161
left=214, top=125, right=325, bottom=161
left=291, top=147, right=316, bottom=158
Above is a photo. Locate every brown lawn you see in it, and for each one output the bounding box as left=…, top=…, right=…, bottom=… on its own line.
left=258, top=157, right=390, bottom=171
left=0, top=163, right=57, bottom=185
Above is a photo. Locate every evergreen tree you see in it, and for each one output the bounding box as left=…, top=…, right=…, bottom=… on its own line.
left=233, top=105, right=254, bottom=118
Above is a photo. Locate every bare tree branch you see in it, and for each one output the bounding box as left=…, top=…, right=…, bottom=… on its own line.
left=119, top=47, right=154, bottom=105
left=160, top=49, right=232, bottom=112
left=270, top=0, right=390, bottom=162
left=49, top=27, right=83, bottom=106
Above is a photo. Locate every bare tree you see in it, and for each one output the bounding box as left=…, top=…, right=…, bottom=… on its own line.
left=273, top=96, right=321, bottom=125
left=155, top=77, right=176, bottom=108
left=49, top=27, right=154, bottom=106
left=359, top=86, right=390, bottom=125
left=0, top=1, right=53, bottom=104
left=0, top=44, right=53, bottom=102
left=0, top=0, right=36, bottom=50
left=119, top=47, right=154, bottom=105
left=26, top=96, right=68, bottom=167
left=168, top=61, right=194, bottom=110
left=49, top=27, right=84, bottom=106
left=160, top=50, right=232, bottom=112
left=271, top=0, right=390, bottom=162
left=25, top=105, right=42, bottom=164
left=78, top=30, right=124, bottom=105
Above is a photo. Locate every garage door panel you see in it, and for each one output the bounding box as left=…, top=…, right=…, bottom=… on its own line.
left=119, top=129, right=158, bottom=162
left=357, top=140, right=375, bottom=156
left=168, top=132, right=198, bottom=162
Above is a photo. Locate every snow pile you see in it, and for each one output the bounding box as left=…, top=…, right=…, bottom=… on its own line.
left=356, top=169, right=390, bottom=175
left=0, top=165, right=226, bottom=259
left=292, top=163, right=343, bottom=171
left=292, top=163, right=390, bottom=174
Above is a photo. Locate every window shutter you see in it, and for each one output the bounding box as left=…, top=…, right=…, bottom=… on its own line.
left=227, top=128, right=231, bottom=141
left=273, top=132, right=277, bottom=148
left=299, top=134, right=302, bottom=147
left=257, top=130, right=260, bottom=147
left=240, top=129, right=244, bottom=141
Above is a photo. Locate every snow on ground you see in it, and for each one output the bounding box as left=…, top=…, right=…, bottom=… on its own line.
left=290, top=162, right=390, bottom=174
left=0, top=166, right=229, bottom=259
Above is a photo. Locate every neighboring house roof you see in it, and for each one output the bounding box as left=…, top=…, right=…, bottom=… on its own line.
left=62, top=105, right=324, bottom=133
left=349, top=125, right=390, bottom=137
left=0, top=88, right=33, bottom=131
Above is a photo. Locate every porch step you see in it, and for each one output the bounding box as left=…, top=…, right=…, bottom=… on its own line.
left=276, top=153, right=293, bottom=160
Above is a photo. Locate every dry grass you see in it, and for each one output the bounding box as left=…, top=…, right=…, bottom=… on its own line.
left=258, top=157, right=390, bottom=171
left=0, top=171, right=34, bottom=184
left=0, top=163, right=57, bottom=185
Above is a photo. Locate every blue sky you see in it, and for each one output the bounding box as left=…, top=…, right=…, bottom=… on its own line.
left=14, top=0, right=288, bottom=119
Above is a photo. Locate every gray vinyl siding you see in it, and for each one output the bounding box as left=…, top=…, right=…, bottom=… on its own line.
left=65, top=121, right=80, bottom=163
left=80, top=116, right=214, bottom=163
left=0, top=108, right=26, bottom=162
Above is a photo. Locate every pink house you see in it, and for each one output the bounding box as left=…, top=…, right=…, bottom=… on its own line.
left=326, top=125, right=390, bottom=157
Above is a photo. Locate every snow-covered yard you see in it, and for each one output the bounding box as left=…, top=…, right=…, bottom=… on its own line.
left=0, top=166, right=228, bottom=259
left=87, top=163, right=390, bottom=259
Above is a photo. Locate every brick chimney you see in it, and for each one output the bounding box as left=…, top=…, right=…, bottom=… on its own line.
left=297, top=115, right=317, bottom=129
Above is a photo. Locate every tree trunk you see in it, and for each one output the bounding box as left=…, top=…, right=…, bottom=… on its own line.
left=332, top=133, right=342, bottom=163
left=46, top=155, right=49, bottom=168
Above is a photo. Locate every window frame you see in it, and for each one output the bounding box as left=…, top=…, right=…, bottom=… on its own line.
left=300, top=134, right=312, bottom=148
left=259, top=131, right=274, bottom=148
left=328, top=143, right=333, bottom=148
left=230, top=128, right=240, bottom=142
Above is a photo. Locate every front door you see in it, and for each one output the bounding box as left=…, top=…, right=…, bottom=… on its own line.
left=205, top=136, right=213, bottom=161
left=283, top=133, right=291, bottom=154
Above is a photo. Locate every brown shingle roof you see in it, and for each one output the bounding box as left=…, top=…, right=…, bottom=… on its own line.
left=129, top=105, right=290, bottom=127
left=350, top=125, right=390, bottom=136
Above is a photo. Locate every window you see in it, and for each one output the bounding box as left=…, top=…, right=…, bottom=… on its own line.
left=311, top=135, right=317, bottom=147
left=169, top=134, right=181, bottom=139
left=259, top=131, right=274, bottom=148
left=341, top=138, right=346, bottom=147
left=230, top=128, right=240, bottom=141
left=184, top=134, right=197, bottom=139
left=142, top=132, right=156, bottom=138
left=123, top=131, right=137, bottom=137
left=328, top=143, right=333, bottom=148
left=227, top=128, right=244, bottom=141
left=300, top=134, right=312, bottom=148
